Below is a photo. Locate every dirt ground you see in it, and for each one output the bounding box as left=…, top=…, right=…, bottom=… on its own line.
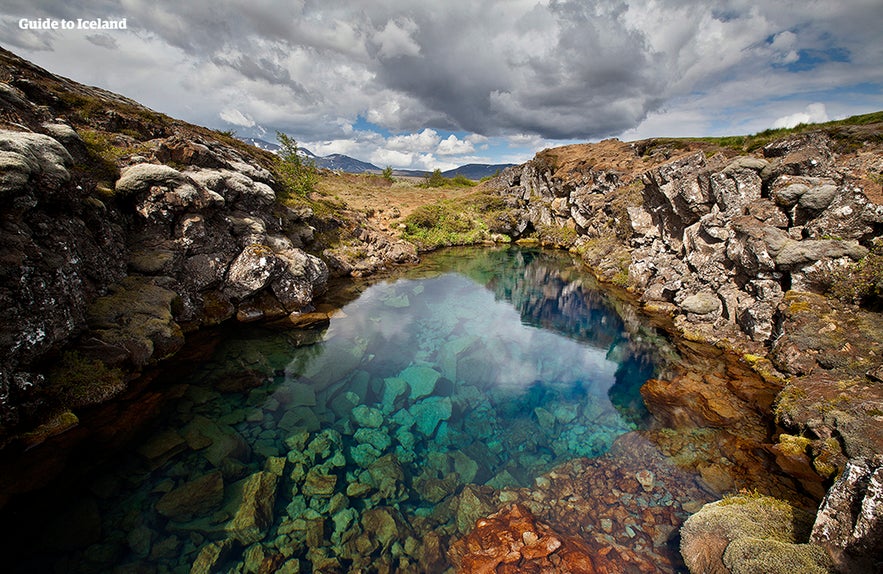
left=315, top=172, right=479, bottom=234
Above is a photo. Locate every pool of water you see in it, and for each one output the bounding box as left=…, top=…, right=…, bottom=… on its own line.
left=3, top=247, right=664, bottom=573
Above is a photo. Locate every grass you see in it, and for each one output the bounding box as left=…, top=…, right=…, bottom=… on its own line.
left=401, top=198, right=491, bottom=249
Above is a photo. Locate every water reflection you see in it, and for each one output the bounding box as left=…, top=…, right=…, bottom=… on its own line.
left=2, top=247, right=661, bottom=573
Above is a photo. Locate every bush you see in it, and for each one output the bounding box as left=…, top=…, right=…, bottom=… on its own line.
left=274, top=131, right=318, bottom=199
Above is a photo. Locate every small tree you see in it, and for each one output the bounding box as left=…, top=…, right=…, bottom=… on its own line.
left=275, top=131, right=317, bottom=198
left=382, top=165, right=394, bottom=182
left=425, top=168, right=446, bottom=188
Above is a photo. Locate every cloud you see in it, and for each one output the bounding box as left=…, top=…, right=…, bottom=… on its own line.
left=0, top=0, right=880, bottom=155
left=772, top=103, right=830, bottom=129
left=372, top=17, right=421, bottom=59
left=436, top=135, right=474, bottom=156
left=386, top=128, right=441, bottom=152
left=86, top=34, right=118, bottom=49
left=219, top=108, right=255, bottom=127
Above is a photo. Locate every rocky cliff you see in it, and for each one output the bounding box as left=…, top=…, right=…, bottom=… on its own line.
left=487, top=125, right=883, bottom=572
left=0, top=47, right=415, bottom=446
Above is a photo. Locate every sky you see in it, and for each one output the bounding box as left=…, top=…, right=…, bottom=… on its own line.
left=1, top=1, right=881, bottom=171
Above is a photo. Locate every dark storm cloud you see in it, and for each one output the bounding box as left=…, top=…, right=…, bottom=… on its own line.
left=1, top=0, right=880, bottom=142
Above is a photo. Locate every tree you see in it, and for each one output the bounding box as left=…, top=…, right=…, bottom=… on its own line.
left=425, top=168, right=446, bottom=188
left=275, top=131, right=317, bottom=198
left=382, top=165, right=394, bottom=181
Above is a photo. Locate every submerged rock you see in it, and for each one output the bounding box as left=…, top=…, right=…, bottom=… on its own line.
left=226, top=471, right=279, bottom=544
left=155, top=470, right=224, bottom=521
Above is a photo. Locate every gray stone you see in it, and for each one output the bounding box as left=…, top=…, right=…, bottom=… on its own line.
left=0, top=130, right=72, bottom=192
left=775, top=239, right=868, bottom=269
left=680, top=292, right=721, bottom=315
left=115, top=163, right=185, bottom=197
left=799, top=184, right=838, bottom=211
left=811, top=455, right=883, bottom=573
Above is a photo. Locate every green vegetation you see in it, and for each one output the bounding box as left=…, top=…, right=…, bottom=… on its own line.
left=638, top=111, right=883, bottom=155
left=77, top=129, right=126, bottom=187
left=48, top=351, right=126, bottom=409
left=382, top=165, right=394, bottom=182
left=828, top=241, right=883, bottom=309
left=534, top=223, right=578, bottom=247
left=274, top=132, right=319, bottom=200
left=421, top=169, right=477, bottom=188
left=402, top=199, right=488, bottom=248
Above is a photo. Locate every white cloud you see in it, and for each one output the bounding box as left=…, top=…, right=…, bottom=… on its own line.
left=0, top=0, right=880, bottom=161
left=219, top=108, right=256, bottom=127
left=436, top=134, right=474, bottom=156
left=386, top=128, right=440, bottom=152
left=373, top=17, right=421, bottom=59
left=772, top=103, right=830, bottom=129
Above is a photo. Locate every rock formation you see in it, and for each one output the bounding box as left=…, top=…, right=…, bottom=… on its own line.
left=486, top=125, right=883, bottom=572
left=0, top=47, right=414, bottom=446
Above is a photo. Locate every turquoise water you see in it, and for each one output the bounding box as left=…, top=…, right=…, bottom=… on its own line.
left=4, top=247, right=660, bottom=573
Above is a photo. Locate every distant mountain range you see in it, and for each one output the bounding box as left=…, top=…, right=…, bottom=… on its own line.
left=238, top=137, right=514, bottom=179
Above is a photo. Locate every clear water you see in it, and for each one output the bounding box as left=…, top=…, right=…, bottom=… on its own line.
left=5, top=247, right=661, bottom=573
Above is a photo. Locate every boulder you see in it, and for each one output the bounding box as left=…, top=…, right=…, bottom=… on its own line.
left=811, top=455, right=883, bottom=573
left=680, top=494, right=833, bottom=574
left=155, top=471, right=224, bottom=521
left=226, top=471, right=279, bottom=544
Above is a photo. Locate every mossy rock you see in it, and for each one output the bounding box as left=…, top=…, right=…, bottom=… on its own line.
left=723, top=537, right=835, bottom=574
left=86, top=276, right=184, bottom=367
left=48, top=351, right=126, bottom=409
left=681, top=494, right=834, bottom=574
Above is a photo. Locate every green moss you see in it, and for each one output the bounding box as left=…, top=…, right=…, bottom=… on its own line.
left=828, top=241, right=883, bottom=309
left=776, top=434, right=812, bottom=457
left=48, top=351, right=126, bottom=409
left=534, top=223, right=578, bottom=247
left=774, top=385, right=807, bottom=419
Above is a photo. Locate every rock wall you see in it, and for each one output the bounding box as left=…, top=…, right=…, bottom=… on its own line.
left=0, top=55, right=335, bottom=438
left=491, top=131, right=883, bottom=572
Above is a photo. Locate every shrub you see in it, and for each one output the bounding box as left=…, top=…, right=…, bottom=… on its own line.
left=274, top=131, right=318, bottom=199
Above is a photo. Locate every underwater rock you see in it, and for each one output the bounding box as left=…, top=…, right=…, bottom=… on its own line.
left=453, top=484, right=499, bottom=536
left=155, top=470, right=224, bottom=521
left=381, top=377, right=409, bottom=413
left=400, top=365, right=441, bottom=400
left=190, top=539, right=234, bottom=574
left=182, top=415, right=251, bottom=469
left=354, top=427, right=392, bottom=453
left=351, top=404, right=384, bottom=429
left=635, top=469, right=655, bottom=492
left=302, top=468, right=338, bottom=498
left=226, top=471, right=279, bottom=545
left=409, top=396, right=453, bottom=437
left=285, top=382, right=317, bottom=407
left=448, top=503, right=597, bottom=574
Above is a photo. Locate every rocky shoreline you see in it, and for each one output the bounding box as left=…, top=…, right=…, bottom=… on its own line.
left=1, top=45, right=881, bottom=573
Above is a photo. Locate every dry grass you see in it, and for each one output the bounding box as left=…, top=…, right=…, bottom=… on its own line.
left=316, top=172, right=478, bottom=235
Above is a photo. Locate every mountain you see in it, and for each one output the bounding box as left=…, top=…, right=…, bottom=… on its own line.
left=236, top=137, right=512, bottom=178
left=443, top=163, right=515, bottom=179
left=239, top=137, right=280, bottom=152
left=308, top=152, right=380, bottom=174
